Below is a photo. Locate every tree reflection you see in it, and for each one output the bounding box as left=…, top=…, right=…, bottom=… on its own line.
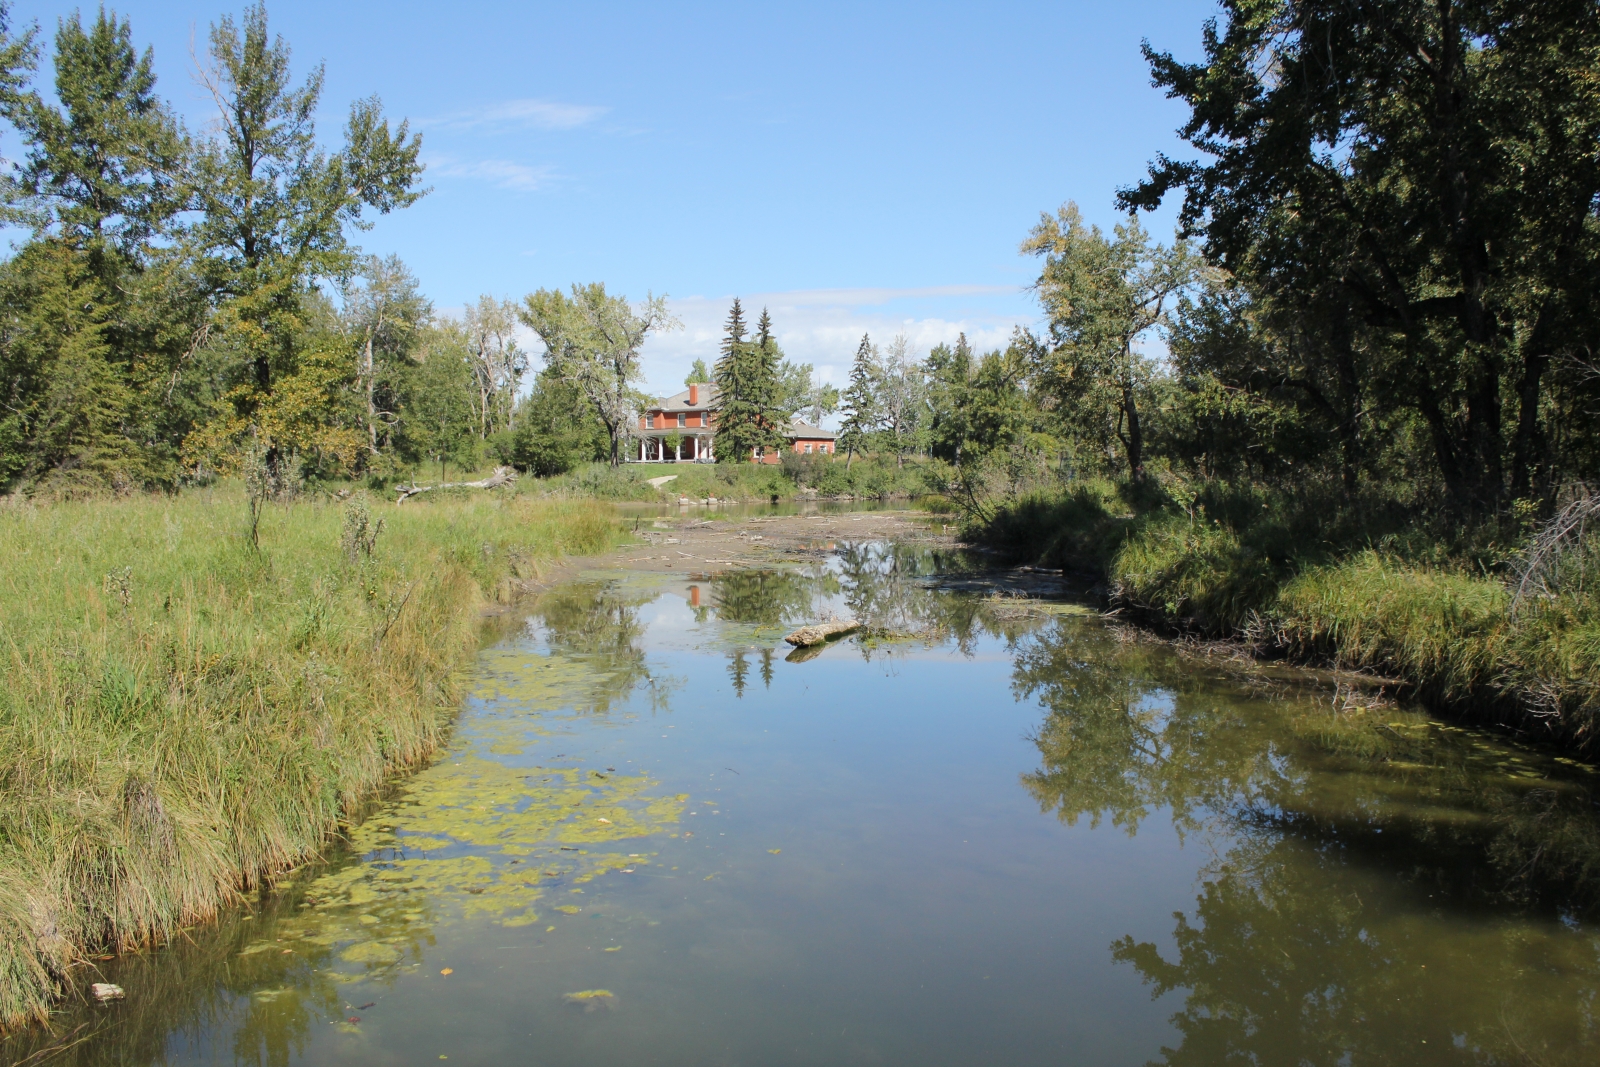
left=711, top=569, right=820, bottom=626
left=1, top=885, right=344, bottom=1067
left=1014, top=624, right=1283, bottom=837
left=1113, top=834, right=1600, bottom=1066
left=526, top=581, right=656, bottom=712
left=1011, top=618, right=1600, bottom=1065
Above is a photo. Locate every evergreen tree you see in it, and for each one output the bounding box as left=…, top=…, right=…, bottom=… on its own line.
left=712, top=299, right=781, bottom=462
left=838, top=333, right=878, bottom=468
left=0, top=241, right=135, bottom=494
left=12, top=9, right=187, bottom=256
left=751, top=306, right=782, bottom=442
left=0, top=10, right=198, bottom=492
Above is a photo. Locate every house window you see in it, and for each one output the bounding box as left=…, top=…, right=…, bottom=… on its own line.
left=677, top=412, right=685, bottom=427
left=803, top=443, right=812, bottom=453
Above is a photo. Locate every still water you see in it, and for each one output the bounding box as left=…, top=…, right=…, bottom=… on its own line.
left=11, top=541, right=1600, bottom=1065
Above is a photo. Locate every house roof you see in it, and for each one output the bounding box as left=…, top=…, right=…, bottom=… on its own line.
left=785, top=420, right=836, bottom=440
left=648, top=383, right=721, bottom=413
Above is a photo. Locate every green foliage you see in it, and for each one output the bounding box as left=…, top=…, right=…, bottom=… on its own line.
left=1121, top=0, right=1600, bottom=513
left=188, top=4, right=424, bottom=469
left=0, top=241, right=145, bottom=493
left=712, top=300, right=783, bottom=463
left=342, top=254, right=431, bottom=460
left=10, top=8, right=186, bottom=252
left=774, top=357, right=838, bottom=425
left=403, top=326, right=478, bottom=479
left=1024, top=203, right=1202, bottom=481
left=0, top=3, right=432, bottom=496
left=510, top=367, right=609, bottom=476
left=520, top=283, right=677, bottom=467
left=870, top=333, right=927, bottom=465
left=837, top=334, right=877, bottom=464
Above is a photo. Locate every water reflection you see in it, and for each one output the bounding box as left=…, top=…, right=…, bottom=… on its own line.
left=518, top=582, right=658, bottom=713
left=1014, top=619, right=1600, bottom=1064
left=12, top=545, right=1600, bottom=1066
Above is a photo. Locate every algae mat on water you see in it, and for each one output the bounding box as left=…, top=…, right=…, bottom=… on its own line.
left=227, top=641, right=686, bottom=990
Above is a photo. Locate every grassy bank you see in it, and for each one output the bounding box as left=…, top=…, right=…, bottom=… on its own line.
left=978, top=480, right=1600, bottom=752
left=527, top=454, right=938, bottom=503
left=0, top=488, right=620, bottom=1030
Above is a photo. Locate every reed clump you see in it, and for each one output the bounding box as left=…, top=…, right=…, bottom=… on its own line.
left=0, top=487, right=617, bottom=1030
left=977, top=479, right=1600, bottom=752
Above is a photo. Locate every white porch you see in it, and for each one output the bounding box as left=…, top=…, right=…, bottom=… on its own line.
left=634, top=432, right=715, bottom=462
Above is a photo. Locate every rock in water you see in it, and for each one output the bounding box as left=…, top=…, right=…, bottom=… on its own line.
left=91, top=983, right=125, bottom=1001
left=783, top=620, right=860, bottom=647
left=563, top=989, right=617, bottom=1012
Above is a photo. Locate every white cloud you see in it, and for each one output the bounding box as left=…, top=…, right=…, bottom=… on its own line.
left=422, top=98, right=609, bottom=132
left=743, top=284, right=1016, bottom=307
left=635, top=287, right=1039, bottom=400
left=425, top=156, right=555, bottom=192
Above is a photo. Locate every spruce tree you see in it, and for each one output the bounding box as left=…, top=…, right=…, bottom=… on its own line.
left=712, top=298, right=780, bottom=463
left=0, top=10, right=191, bottom=492
left=13, top=10, right=186, bottom=256
left=750, top=307, right=782, bottom=445
left=837, top=333, right=878, bottom=468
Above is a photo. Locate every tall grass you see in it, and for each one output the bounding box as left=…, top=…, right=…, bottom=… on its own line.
left=0, top=487, right=619, bottom=1029
left=977, top=478, right=1600, bottom=753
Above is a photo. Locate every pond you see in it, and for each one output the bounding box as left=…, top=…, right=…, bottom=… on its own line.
left=10, top=538, right=1600, bottom=1066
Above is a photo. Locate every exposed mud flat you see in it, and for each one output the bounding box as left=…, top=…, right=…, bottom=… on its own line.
left=567, top=507, right=959, bottom=578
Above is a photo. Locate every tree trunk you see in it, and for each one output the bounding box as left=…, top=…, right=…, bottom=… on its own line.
left=364, top=331, right=378, bottom=454
left=1121, top=372, right=1144, bottom=482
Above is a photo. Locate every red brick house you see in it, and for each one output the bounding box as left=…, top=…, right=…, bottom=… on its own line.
left=634, top=383, right=837, bottom=463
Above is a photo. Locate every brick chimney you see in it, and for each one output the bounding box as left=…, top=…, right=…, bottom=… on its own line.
left=688, top=383, right=699, bottom=405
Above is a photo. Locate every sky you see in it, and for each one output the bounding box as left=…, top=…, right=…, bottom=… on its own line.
left=9, top=0, right=1219, bottom=397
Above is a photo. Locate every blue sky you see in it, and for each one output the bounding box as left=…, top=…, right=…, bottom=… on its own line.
left=10, top=1, right=1218, bottom=394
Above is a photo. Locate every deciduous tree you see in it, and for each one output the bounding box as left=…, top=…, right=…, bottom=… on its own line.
left=187, top=4, right=424, bottom=472
left=520, top=282, right=677, bottom=466
left=1024, top=203, right=1201, bottom=481
left=1121, top=0, right=1600, bottom=510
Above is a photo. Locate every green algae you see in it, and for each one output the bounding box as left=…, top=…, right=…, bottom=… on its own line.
left=205, top=612, right=688, bottom=993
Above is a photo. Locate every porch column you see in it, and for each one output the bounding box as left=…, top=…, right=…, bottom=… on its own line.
left=674, top=439, right=682, bottom=462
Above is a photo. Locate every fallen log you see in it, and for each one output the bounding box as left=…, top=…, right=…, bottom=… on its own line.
left=783, top=620, right=860, bottom=647
left=395, top=466, right=515, bottom=504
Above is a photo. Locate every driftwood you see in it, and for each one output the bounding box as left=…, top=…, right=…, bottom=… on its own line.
left=1512, top=488, right=1600, bottom=610
left=783, top=620, right=860, bottom=647
left=395, top=466, right=515, bottom=504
